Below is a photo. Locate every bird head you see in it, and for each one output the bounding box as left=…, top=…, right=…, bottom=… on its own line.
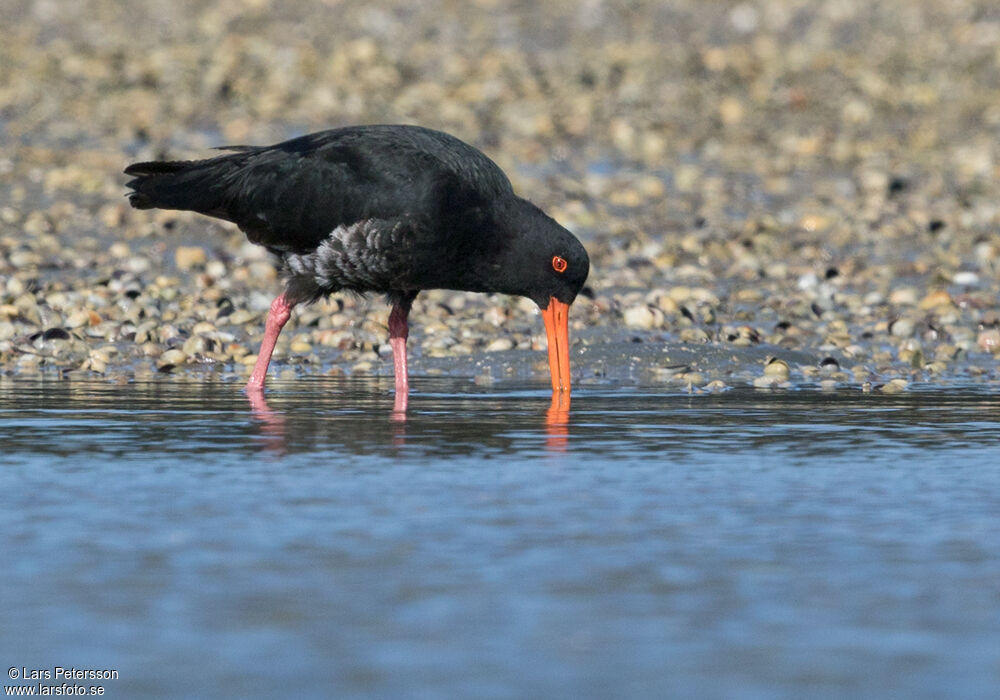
left=484, top=198, right=590, bottom=394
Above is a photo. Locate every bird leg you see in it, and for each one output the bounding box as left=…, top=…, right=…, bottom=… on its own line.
left=245, top=293, right=296, bottom=394
left=388, top=294, right=416, bottom=408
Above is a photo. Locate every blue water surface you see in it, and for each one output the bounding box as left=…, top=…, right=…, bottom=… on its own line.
left=2, top=378, right=999, bottom=699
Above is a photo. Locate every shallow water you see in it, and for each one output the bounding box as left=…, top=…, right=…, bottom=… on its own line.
left=2, top=378, right=999, bottom=699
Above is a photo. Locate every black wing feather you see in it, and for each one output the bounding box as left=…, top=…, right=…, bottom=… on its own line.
left=125, top=125, right=514, bottom=254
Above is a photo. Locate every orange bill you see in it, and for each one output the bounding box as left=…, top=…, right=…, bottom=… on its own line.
left=541, top=297, right=571, bottom=393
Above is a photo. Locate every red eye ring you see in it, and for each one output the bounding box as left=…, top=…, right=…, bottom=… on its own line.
left=552, top=255, right=568, bottom=273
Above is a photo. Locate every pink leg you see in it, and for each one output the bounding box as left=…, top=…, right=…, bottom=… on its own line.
left=388, top=297, right=413, bottom=409
left=245, top=293, right=295, bottom=394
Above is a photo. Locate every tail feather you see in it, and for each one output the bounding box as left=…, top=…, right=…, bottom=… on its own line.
left=123, top=160, right=195, bottom=176
left=123, top=158, right=229, bottom=214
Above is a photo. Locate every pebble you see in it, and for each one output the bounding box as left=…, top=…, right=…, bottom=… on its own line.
left=679, top=328, right=711, bottom=343
left=752, top=375, right=789, bottom=389
left=879, top=378, right=909, bottom=394
left=762, top=357, right=790, bottom=380
left=889, top=288, right=920, bottom=307
left=898, top=339, right=923, bottom=367
left=953, top=271, right=980, bottom=286
left=889, top=318, right=916, bottom=338
left=485, top=337, right=514, bottom=352
left=39, top=328, right=72, bottom=342
left=64, top=309, right=100, bottom=329
left=919, top=290, right=953, bottom=310
left=623, top=305, right=660, bottom=330
left=156, top=348, right=188, bottom=370
left=175, top=246, right=208, bottom=270
left=680, top=372, right=704, bottom=386
left=182, top=335, right=214, bottom=355
left=978, top=329, right=1000, bottom=354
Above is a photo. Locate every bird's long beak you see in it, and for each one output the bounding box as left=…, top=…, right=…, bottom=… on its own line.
left=541, top=297, right=571, bottom=393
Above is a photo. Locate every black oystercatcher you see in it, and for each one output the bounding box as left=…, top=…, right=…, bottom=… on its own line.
left=124, top=125, right=589, bottom=404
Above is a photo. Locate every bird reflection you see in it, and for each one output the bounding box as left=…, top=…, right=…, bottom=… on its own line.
left=390, top=389, right=408, bottom=423
left=246, top=388, right=288, bottom=454
left=545, top=391, right=571, bottom=451
left=246, top=385, right=573, bottom=455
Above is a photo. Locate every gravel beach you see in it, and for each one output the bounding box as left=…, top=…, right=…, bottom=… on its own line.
left=2, top=0, right=999, bottom=391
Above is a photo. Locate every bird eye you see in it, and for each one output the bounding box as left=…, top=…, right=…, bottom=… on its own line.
left=552, top=256, right=568, bottom=273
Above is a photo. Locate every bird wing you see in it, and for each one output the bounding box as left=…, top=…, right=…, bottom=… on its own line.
left=126, top=126, right=514, bottom=254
